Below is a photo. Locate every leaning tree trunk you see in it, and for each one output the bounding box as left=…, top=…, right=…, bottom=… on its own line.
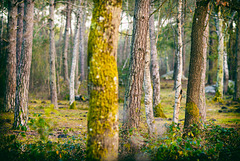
left=198, top=7, right=209, bottom=123
left=144, top=31, right=155, bottom=136
left=123, top=0, right=150, bottom=131
left=4, top=0, right=17, bottom=112
left=235, top=13, right=240, bottom=101
left=149, top=0, right=165, bottom=118
left=13, top=0, right=34, bottom=128
left=49, top=0, right=58, bottom=109
left=62, top=0, right=72, bottom=82
left=173, top=0, right=183, bottom=124
left=215, top=7, right=224, bottom=100
left=184, top=0, right=210, bottom=130
left=86, top=0, right=122, bottom=160
left=69, top=4, right=81, bottom=106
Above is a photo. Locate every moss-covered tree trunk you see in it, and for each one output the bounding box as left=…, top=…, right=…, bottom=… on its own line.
left=235, top=13, right=240, bottom=101
left=87, top=0, right=122, bottom=160
left=70, top=3, right=81, bottom=106
left=149, top=0, right=164, bottom=118
left=215, top=7, right=224, bottom=100
left=184, top=0, right=209, bottom=130
left=199, top=7, right=209, bottom=122
left=144, top=31, right=155, bottom=135
left=123, top=0, right=150, bottom=131
left=49, top=0, right=58, bottom=109
left=173, top=0, right=183, bottom=124
left=4, top=0, right=17, bottom=112
left=13, top=0, right=34, bottom=128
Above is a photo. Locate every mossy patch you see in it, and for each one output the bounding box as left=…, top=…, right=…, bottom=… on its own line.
left=186, top=102, right=199, bottom=120
left=69, top=101, right=76, bottom=109
left=213, top=90, right=223, bottom=103
left=154, top=103, right=167, bottom=118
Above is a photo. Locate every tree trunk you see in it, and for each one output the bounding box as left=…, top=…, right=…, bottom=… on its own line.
left=149, top=0, right=164, bottom=118
left=144, top=31, right=155, bottom=136
left=223, top=38, right=229, bottom=94
left=4, top=0, right=17, bottom=112
left=49, top=0, right=58, bottom=109
left=208, top=28, right=214, bottom=85
left=215, top=7, right=224, bottom=99
left=69, top=4, right=81, bottom=106
left=184, top=0, right=209, bottom=130
left=182, top=0, right=186, bottom=76
left=13, top=0, right=34, bottom=128
left=16, top=0, right=24, bottom=68
left=198, top=7, right=209, bottom=123
left=234, top=13, right=240, bottom=101
left=173, top=0, right=183, bottom=124
left=62, top=0, right=72, bottom=82
left=123, top=0, right=150, bottom=131
left=87, top=0, right=121, bottom=160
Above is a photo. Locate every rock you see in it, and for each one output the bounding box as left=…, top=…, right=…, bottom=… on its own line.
left=59, top=107, right=64, bottom=109
left=58, top=134, right=68, bottom=138
left=222, top=110, right=228, bottom=113
left=205, top=85, right=216, bottom=94
left=41, top=101, right=47, bottom=104
left=209, top=118, right=217, bottom=121
left=161, top=71, right=174, bottom=80
left=65, top=115, right=69, bottom=117
left=221, top=106, right=228, bottom=110
left=228, top=109, right=233, bottom=112
left=235, top=108, right=240, bottom=113
left=51, top=112, right=55, bottom=114
left=168, top=118, right=172, bottom=121
left=218, top=110, right=223, bottom=113
left=83, top=115, right=87, bottom=117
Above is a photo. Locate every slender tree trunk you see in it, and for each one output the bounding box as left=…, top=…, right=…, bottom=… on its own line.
left=182, top=0, right=186, bottom=76
left=16, top=0, right=24, bottom=68
left=215, top=7, right=224, bottom=99
left=208, top=29, right=214, bottom=85
left=13, top=0, right=34, bottom=128
left=165, top=51, right=170, bottom=73
left=144, top=31, right=155, bottom=136
left=223, top=38, right=229, bottom=94
left=123, top=0, right=150, bottom=130
left=87, top=0, right=122, bottom=160
left=4, top=0, right=17, bottom=112
left=198, top=7, right=209, bottom=122
left=234, top=13, right=240, bottom=101
left=62, top=0, right=72, bottom=82
left=149, top=0, right=164, bottom=117
left=173, top=0, right=183, bottom=124
left=184, top=0, right=209, bottom=130
left=49, top=0, right=58, bottom=109
left=69, top=4, right=81, bottom=106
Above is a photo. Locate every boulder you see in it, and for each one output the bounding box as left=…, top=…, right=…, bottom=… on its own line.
left=205, top=85, right=216, bottom=94
left=161, top=71, right=173, bottom=80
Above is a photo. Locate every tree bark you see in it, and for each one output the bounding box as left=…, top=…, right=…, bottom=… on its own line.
left=70, top=3, right=81, bottom=106
left=215, top=7, right=224, bottom=99
left=13, top=0, right=34, bottom=128
left=173, top=0, right=183, bottom=124
left=144, top=31, right=155, bottom=136
left=198, top=7, right=209, bottom=122
left=86, top=0, right=122, bottom=160
left=4, top=0, right=18, bottom=112
left=223, top=37, right=229, bottom=94
left=62, top=0, right=72, bottom=82
left=207, top=28, right=214, bottom=85
left=149, top=0, right=163, bottom=117
left=123, top=0, right=150, bottom=130
left=49, top=0, right=58, bottom=109
left=234, top=13, right=240, bottom=101
left=184, top=0, right=209, bottom=130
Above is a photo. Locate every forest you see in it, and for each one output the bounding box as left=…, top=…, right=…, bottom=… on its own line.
left=0, top=0, right=240, bottom=160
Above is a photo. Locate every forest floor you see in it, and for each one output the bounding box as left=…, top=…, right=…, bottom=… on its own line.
left=0, top=79, right=240, bottom=160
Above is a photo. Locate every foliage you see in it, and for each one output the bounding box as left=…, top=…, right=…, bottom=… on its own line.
left=143, top=122, right=240, bottom=161
left=154, top=103, right=167, bottom=118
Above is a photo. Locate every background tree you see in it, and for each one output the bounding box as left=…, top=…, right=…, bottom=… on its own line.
left=87, top=0, right=122, bottom=160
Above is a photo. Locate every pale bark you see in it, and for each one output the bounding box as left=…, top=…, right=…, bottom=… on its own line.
left=223, top=34, right=229, bottom=94
left=198, top=8, right=209, bottom=122
left=144, top=32, right=155, bottom=135
left=49, top=0, right=58, bottom=109
left=5, top=0, right=18, bottom=112
left=14, top=0, right=34, bottom=128
left=173, top=0, right=183, bottom=124
left=69, top=3, right=81, bottom=106
left=216, top=7, right=224, bottom=98
left=149, top=0, right=161, bottom=115
left=123, top=0, right=150, bottom=130
left=87, top=0, right=121, bottom=160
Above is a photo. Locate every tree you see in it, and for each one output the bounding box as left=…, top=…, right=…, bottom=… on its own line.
left=69, top=1, right=81, bottom=106
left=87, top=0, right=122, bottom=160
left=62, top=0, right=72, bottom=82
left=149, top=0, right=165, bottom=118
left=13, top=0, right=34, bottom=128
left=184, top=0, right=210, bottom=130
left=123, top=0, right=150, bottom=130
left=49, top=0, right=58, bottom=109
left=173, top=0, right=183, bottom=123
left=235, top=12, right=240, bottom=101
left=4, top=0, right=18, bottom=112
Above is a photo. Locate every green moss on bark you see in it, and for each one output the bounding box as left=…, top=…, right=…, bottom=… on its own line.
left=186, top=102, right=199, bottom=121
left=69, top=101, right=76, bottom=109
left=213, top=90, right=223, bottom=102
left=154, top=103, right=167, bottom=118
